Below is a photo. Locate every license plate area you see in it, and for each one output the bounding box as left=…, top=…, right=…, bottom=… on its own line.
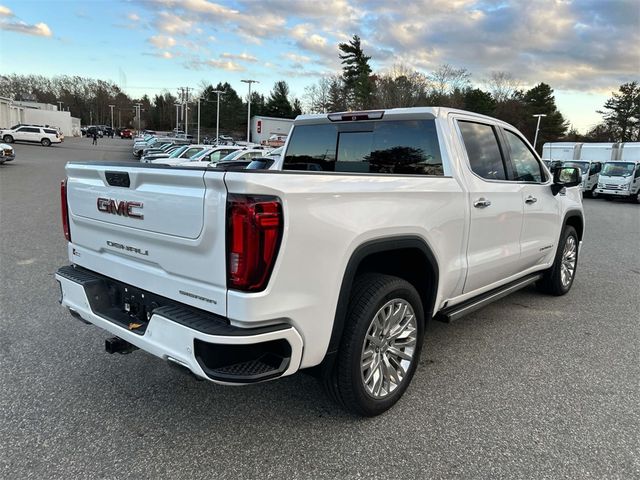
left=85, top=278, right=174, bottom=335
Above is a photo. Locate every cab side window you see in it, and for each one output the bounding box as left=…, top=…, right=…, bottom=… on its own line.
left=458, top=121, right=507, bottom=180
left=504, top=130, right=544, bottom=183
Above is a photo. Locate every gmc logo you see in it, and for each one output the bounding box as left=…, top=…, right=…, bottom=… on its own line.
left=97, top=198, right=144, bottom=219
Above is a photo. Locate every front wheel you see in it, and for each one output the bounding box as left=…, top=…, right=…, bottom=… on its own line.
left=41, top=138, right=51, bottom=147
left=537, top=226, right=579, bottom=296
left=324, top=273, right=424, bottom=416
left=3, top=135, right=13, bottom=143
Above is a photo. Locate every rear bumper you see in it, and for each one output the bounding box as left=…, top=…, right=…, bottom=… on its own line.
left=55, top=265, right=303, bottom=384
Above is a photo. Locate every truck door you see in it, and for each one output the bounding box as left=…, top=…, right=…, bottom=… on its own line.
left=456, top=120, right=524, bottom=293
left=502, top=128, right=560, bottom=270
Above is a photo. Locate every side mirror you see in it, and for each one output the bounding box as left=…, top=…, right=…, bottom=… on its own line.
left=551, top=167, right=581, bottom=195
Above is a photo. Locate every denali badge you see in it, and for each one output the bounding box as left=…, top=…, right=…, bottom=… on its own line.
left=97, top=198, right=144, bottom=219
left=106, top=240, right=149, bottom=256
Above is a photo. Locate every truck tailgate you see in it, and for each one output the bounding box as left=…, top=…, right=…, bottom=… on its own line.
left=65, top=163, right=228, bottom=316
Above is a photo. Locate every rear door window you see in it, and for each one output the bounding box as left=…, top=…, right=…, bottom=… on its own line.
left=458, top=121, right=507, bottom=180
left=283, top=120, right=443, bottom=175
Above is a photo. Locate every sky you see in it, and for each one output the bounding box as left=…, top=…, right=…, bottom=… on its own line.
left=0, top=0, right=638, bottom=132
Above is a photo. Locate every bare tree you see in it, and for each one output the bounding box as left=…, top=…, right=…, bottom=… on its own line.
left=485, top=71, right=521, bottom=102
left=303, top=76, right=332, bottom=113
left=428, top=64, right=471, bottom=97
left=374, top=64, right=430, bottom=108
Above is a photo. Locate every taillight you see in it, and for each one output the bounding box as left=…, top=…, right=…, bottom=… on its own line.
left=227, top=194, right=283, bottom=292
left=61, top=178, right=71, bottom=241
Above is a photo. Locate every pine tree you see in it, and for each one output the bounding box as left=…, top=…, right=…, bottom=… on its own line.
left=327, top=77, right=347, bottom=112
left=292, top=98, right=302, bottom=117
left=522, top=83, right=568, bottom=150
left=597, top=82, right=640, bottom=142
left=338, top=34, right=373, bottom=109
left=464, top=88, right=496, bottom=116
left=265, top=81, right=294, bottom=118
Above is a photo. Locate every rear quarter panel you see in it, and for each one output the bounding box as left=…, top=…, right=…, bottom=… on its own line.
left=223, top=171, right=467, bottom=368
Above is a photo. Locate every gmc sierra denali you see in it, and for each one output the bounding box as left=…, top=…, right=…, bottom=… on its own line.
left=56, top=107, right=584, bottom=416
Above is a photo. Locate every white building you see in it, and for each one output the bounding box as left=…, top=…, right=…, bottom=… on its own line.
left=0, top=98, right=81, bottom=136
left=250, top=116, right=293, bottom=144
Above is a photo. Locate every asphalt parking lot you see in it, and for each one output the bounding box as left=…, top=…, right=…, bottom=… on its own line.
left=1, top=137, right=638, bottom=479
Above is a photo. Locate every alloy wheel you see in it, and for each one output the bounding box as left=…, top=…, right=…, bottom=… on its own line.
left=360, top=298, right=418, bottom=399
left=560, top=235, right=577, bottom=288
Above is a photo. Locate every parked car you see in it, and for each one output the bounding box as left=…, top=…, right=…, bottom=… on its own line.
left=86, top=126, right=104, bottom=138
left=152, top=145, right=244, bottom=165
left=142, top=145, right=208, bottom=163
left=56, top=107, right=584, bottom=416
left=0, top=143, right=15, bottom=163
left=1, top=125, right=62, bottom=146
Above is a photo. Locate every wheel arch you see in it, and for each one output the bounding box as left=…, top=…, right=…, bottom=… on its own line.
left=321, top=236, right=439, bottom=370
left=563, top=209, right=584, bottom=241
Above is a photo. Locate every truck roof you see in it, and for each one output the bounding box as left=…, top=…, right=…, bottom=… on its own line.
left=294, top=107, right=515, bottom=129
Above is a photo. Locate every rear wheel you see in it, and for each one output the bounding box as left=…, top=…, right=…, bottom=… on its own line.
left=3, top=135, right=13, bottom=143
left=537, top=226, right=578, bottom=296
left=41, top=138, right=51, bottom=147
left=324, top=273, right=424, bottom=416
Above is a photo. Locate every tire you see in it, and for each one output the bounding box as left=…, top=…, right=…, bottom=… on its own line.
left=41, top=138, right=51, bottom=147
left=537, top=226, right=579, bottom=296
left=3, top=135, right=13, bottom=143
left=633, top=191, right=640, bottom=204
left=323, top=273, right=424, bottom=416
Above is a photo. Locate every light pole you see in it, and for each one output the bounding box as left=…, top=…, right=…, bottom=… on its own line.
left=241, top=79, right=258, bottom=143
left=134, top=103, right=142, bottom=133
left=212, top=89, right=225, bottom=144
left=184, top=101, right=189, bottom=136
left=108, top=104, right=115, bottom=130
left=197, top=97, right=202, bottom=144
left=532, top=114, right=547, bottom=150
left=174, top=103, right=181, bottom=133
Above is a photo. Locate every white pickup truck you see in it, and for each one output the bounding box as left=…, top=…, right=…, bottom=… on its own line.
left=56, top=108, right=584, bottom=416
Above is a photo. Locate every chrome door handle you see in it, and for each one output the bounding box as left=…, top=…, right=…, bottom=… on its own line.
left=473, top=198, right=491, bottom=208
left=525, top=195, right=538, bottom=204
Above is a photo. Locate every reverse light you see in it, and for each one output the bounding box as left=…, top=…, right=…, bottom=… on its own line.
left=227, top=194, right=283, bottom=292
left=61, top=178, right=71, bottom=241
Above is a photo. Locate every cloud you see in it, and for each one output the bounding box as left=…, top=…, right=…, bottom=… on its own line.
left=155, top=11, right=193, bottom=34
left=221, top=52, right=258, bottom=62
left=185, top=58, right=246, bottom=71
left=128, top=13, right=140, bottom=21
left=0, top=20, right=52, bottom=37
left=0, top=5, right=12, bottom=16
left=148, top=34, right=176, bottom=49
left=135, top=0, right=638, bottom=94
left=283, top=52, right=311, bottom=63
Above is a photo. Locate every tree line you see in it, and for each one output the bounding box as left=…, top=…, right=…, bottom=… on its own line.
left=1, top=35, right=637, bottom=146
left=0, top=74, right=302, bottom=137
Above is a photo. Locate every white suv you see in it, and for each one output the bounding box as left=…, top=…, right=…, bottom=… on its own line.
left=1, top=125, right=62, bottom=147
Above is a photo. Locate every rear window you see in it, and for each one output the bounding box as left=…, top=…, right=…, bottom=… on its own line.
left=283, top=120, right=443, bottom=175
left=44, top=129, right=57, bottom=135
